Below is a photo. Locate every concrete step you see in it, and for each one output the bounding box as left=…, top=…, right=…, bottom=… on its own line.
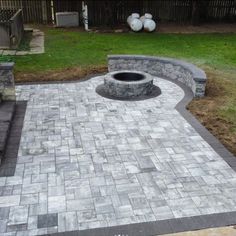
left=0, top=101, right=16, bottom=164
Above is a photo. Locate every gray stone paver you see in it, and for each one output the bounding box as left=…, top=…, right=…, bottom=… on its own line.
left=0, top=75, right=236, bottom=235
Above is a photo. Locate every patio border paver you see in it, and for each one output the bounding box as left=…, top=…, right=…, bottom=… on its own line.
left=39, top=211, right=236, bottom=236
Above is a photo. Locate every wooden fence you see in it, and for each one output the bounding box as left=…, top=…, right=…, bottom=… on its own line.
left=0, top=0, right=236, bottom=25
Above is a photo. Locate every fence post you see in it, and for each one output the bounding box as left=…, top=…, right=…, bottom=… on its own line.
left=42, top=0, right=48, bottom=23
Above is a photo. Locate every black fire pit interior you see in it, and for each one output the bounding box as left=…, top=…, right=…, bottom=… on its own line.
left=113, top=72, right=145, bottom=82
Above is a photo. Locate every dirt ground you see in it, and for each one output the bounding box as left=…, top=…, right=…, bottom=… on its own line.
left=188, top=68, right=236, bottom=156
left=16, top=66, right=108, bottom=84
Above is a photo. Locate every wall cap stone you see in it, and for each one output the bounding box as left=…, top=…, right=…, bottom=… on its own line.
left=108, top=55, right=207, bottom=83
left=0, top=62, right=15, bottom=101
left=0, top=62, right=15, bottom=70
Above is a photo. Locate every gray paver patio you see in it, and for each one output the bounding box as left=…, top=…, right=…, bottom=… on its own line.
left=0, top=75, right=236, bottom=235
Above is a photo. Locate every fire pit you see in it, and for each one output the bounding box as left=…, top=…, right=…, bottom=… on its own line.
left=103, top=70, right=153, bottom=98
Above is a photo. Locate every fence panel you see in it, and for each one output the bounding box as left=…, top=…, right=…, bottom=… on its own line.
left=0, top=0, right=236, bottom=25
left=207, top=0, right=236, bottom=22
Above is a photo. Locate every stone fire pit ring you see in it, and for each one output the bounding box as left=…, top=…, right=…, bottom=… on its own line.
left=103, top=70, right=154, bottom=98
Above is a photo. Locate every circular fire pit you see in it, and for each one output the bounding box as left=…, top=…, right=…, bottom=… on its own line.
left=103, top=70, right=153, bottom=98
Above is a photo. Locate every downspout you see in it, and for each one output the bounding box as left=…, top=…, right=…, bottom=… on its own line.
left=51, top=0, right=55, bottom=25
left=82, top=1, right=89, bottom=31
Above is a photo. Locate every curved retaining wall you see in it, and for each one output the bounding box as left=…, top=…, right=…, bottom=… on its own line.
left=108, top=55, right=207, bottom=97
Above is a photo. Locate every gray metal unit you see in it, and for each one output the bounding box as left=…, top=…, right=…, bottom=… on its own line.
left=56, top=12, right=79, bottom=27
left=0, top=24, right=10, bottom=49
left=0, top=9, right=24, bottom=49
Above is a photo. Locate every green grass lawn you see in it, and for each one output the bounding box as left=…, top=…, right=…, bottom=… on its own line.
left=0, top=27, right=236, bottom=72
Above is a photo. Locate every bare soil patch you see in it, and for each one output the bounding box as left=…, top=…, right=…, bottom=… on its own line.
left=188, top=68, right=236, bottom=156
left=15, top=66, right=108, bottom=84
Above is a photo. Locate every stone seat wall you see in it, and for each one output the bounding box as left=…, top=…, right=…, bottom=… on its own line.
left=0, top=63, right=16, bottom=165
left=108, top=55, right=207, bottom=97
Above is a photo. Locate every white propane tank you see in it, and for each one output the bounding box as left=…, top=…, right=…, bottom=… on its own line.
left=144, top=13, right=153, bottom=19
left=144, top=19, right=156, bottom=32
left=130, top=18, right=143, bottom=32
left=127, top=14, right=143, bottom=32
left=82, top=1, right=89, bottom=31
left=140, top=15, right=146, bottom=24
left=131, top=13, right=140, bottom=18
left=127, top=15, right=133, bottom=24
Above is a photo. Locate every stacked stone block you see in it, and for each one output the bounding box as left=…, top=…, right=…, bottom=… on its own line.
left=0, top=63, right=16, bottom=165
left=0, top=63, right=16, bottom=102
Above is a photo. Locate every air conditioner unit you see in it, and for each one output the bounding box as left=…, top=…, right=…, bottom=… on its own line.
left=56, top=12, right=79, bottom=27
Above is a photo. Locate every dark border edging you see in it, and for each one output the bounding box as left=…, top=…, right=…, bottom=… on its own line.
left=45, top=211, right=236, bottom=236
